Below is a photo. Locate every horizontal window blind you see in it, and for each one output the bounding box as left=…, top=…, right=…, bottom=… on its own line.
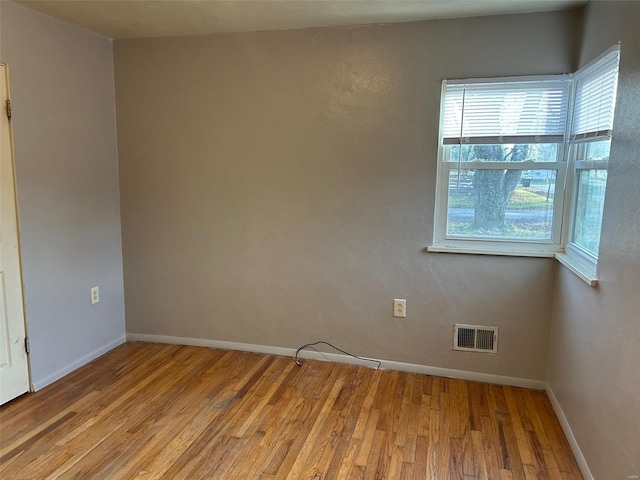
left=442, top=78, right=570, bottom=146
left=571, top=46, right=620, bottom=141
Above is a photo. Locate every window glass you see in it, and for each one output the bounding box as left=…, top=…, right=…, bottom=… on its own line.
left=448, top=144, right=560, bottom=162
left=583, top=140, right=611, bottom=161
left=572, top=169, right=608, bottom=256
left=446, top=168, right=557, bottom=240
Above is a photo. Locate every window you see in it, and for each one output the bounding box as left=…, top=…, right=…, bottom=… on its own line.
left=560, top=45, right=620, bottom=282
left=429, top=46, right=621, bottom=285
left=430, top=76, right=571, bottom=255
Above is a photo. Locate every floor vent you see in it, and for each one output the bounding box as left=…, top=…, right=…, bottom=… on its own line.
left=453, top=324, right=498, bottom=353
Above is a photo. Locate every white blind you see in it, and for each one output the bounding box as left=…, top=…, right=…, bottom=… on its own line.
left=442, top=78, right=570, bottom=145
left=571, top=47, right=620, bottom=141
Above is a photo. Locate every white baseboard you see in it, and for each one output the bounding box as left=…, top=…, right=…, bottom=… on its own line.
left=545, top=385, right=593, bottom=480
left=125, top=333, right=547, bottom=390
left=32, top=334, right=126, bottom=391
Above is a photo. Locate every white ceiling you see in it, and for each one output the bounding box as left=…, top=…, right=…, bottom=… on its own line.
left=15, top=0, right=585, bottom=39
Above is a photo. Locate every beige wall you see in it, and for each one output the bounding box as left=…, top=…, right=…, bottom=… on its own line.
left=114, top=10, right=579, bottom=381
left=548, top=2, right=640, bottom=478
left=0, top=2, right=125, bottom=389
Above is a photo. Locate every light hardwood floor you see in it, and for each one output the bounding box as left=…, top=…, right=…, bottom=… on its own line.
left=0, top=342, right=582, bottom=479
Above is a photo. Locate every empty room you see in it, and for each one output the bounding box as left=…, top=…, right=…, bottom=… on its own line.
left=0, top=0, right=638, bottom=478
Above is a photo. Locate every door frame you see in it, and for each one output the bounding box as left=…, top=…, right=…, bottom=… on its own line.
left=0, top=62, right=32, bottom=400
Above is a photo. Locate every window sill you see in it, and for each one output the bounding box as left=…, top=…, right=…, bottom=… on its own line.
left=427, top=245, right=556, bottom=258
left=555, top=252, right=598, bottom=286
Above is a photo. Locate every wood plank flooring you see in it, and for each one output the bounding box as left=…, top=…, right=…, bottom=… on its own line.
left=0, top=342, right=582, bottom=479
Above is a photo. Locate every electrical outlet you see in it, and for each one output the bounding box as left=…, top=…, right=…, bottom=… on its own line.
left=393, top=299, right=406, bottom=318
left=91, top=286, right=99, bottom=305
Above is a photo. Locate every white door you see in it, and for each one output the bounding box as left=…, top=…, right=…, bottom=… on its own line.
left=0, top=63, right=30, bottom=405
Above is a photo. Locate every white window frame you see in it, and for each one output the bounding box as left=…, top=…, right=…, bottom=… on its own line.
left=557, top=44, right=620, bottom=285
left=428, top=47, right=621, bottom=286
left=557, top=144, right=609, bottom=283
left=429, top=75, right=571, bottom=257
